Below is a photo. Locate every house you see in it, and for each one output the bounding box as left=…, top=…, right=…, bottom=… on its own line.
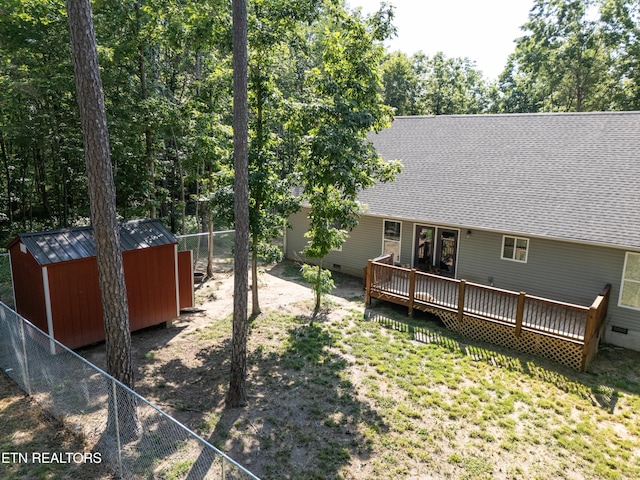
left=285, top=112, right=640, bottom=354
left=7, top=218, right=194, bottom=350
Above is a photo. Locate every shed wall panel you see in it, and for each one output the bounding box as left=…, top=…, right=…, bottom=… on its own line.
left=123, top=244, right=178, bottom=330
left=47, top=259, right=103, bottom=349
left=178, top=250, right=194, bottom=309
left=9, top=244, right=47, bottom=333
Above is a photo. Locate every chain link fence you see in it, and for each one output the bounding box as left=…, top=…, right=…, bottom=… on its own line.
left=0, top=303, right=259, bottom=480
left=0, top=253, right=14, bottom=309
left=177, top=230, right=235, bottom=276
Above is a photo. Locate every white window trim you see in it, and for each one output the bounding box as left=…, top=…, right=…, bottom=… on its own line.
left=382, top=219, right=402, bottom=262
left=501, top=235, right=529, bottom=263
left=618, top=252, right=640, bottom=311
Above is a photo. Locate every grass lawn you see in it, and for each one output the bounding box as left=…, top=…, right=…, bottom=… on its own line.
left=179, top=295, right=640, bottom=479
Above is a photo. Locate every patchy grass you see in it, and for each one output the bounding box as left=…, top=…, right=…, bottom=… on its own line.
left=12, top=264, right=640, bottom=479
left=154, top=301, right=640, bottom=479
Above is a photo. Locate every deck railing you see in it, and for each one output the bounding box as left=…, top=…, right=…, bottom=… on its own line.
left=365, top=258, right=611, bottom=371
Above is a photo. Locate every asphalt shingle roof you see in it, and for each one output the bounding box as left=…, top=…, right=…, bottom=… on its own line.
left=360, top=112, right=640, bottom=250
left=16, top=218, right=177, bottom=266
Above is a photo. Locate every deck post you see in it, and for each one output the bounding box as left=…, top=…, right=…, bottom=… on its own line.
left=365, top=260, right=373, bottom=305
left=408, top=268, right=417, bottom=317
left=457, top=280, right=466, bottom=322
left=580, top=284, right=611, bottom=371
left=581, top=305, right=598, bottom=371
left=515, top=292, right=526, bottom=338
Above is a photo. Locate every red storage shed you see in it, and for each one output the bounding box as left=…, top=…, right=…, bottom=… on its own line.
left=7, top=219, right=193, bottom=349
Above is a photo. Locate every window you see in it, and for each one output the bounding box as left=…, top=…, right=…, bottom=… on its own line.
left=619, top=252, right=640, bottom=310
left=502, top=235, right=529, bottom=263
left=382, top=220, right=401, bottom=261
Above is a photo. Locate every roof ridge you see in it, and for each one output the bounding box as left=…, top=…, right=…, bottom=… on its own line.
left=391, top=111, right=640, bottom=120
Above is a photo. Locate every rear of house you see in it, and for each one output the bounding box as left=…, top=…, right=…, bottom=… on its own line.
left=285, top=112, right=640, bottom=352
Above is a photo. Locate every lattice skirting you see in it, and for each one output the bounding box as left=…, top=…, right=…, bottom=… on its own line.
left=428, top=309, right=585, bottom=371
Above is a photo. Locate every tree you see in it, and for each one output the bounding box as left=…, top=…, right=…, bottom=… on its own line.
left=380, top=51, right=490, bottom=115
left=491, top=54, right=544, bottom=113
left=600, top=0, right=640, bottom=109
left=380, top=52, right=423, bottom=115
left=0, top=0, right=86, bottom=233
left=421, top=52, right=490, bottom=115
left=299, top=3, right=402, bottom=313
left=511, top=0, right=613, bottom=112
left=66, top=0, right=133, bottom=389
left=226, top=0, right=249, bottom=409
left=244, top=0, right=320, bottom=315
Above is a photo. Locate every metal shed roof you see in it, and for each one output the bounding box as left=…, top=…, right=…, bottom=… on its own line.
left=15, top=219, right=177, bottom=266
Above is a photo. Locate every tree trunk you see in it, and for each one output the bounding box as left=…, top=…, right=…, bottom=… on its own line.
left=134, top=2, right=155, bottom=219
left=66, top=0, right=133, bottom=390
left=227, top=0, right=249, bottom=409
left=251, top=235, right=260, bottom=315
left=207, top=213, right=214, bottom=278
left=0, top=133, right=13, bottom=224
left=314, top=260, right=322, bottom=313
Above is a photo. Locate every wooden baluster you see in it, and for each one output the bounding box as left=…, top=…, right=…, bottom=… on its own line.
left=515, top=292, right=526, bottom=338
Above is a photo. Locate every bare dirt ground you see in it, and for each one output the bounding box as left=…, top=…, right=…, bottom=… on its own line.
left=0, top=372, right=113, bottom=479
left=77, top=261, right=367, bottom=478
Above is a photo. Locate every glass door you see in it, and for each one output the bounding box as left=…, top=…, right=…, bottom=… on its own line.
left=436, top=229, right=458, bottom=277
left=414, top=226, right=434, bottom=271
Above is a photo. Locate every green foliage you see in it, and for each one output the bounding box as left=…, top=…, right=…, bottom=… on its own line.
left=420, top=52, right=491, bottom=115
left=381, top=50, right=491, bottom=115
left=381, top=52, right=424, bottom=116
left=600, top=0, right=640, bottom=109
left=277, top=2, right=401, bottom=311
left=494, top=0, right=640, bottom=113
left=2, top=0, right=639, bottom=246
left=300, top=263, right=335, bottom=312
left=299, top=3, right=402, bottom=259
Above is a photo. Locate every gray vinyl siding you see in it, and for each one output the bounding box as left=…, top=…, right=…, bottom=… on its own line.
left=456, top=229, right=616, bottom=304
left=456, top=229, right=639, bottom=345
left=287, top=211, right=640, bottom=349
left=286, top=209, right=388, bottom=278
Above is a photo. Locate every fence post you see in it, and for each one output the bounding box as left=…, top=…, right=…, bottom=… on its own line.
left=112, top=379, right=123, bottom=478
left=365, top=260, right=373, bottom=305
left=515, top=292, right=526, bottom=338
left=457, top=280, right=466, bottom=322
left=19, top=319, right=31, bottom=395
left=408, top=269, right=416, bottom=317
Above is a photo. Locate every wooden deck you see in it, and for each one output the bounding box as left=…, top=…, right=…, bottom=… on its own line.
left=365, top=255, right=610, bottom=371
